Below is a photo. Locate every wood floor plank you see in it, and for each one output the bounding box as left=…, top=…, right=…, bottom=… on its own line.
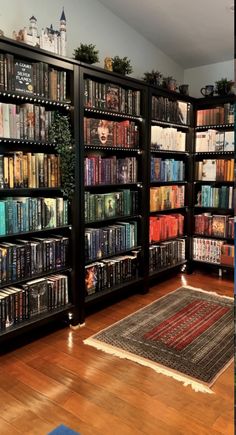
left=0, top=270, right=233, bottom=435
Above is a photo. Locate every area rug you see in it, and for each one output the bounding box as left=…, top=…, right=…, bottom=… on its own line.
left=48, top=425, right=80, bottom=435
left=84, top=286, right=233, bottom=394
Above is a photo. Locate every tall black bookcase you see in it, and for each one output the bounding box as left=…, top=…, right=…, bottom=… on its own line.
left=0, top=37, right=79, bottom=342
left=75, top=65, right=149, bottom=324
left=192, top=95, right=235, bottom=276
left=147, top=86, right=195, bottom=280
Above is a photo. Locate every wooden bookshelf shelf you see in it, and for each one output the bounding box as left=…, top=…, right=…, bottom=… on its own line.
left=151, top=119, right=190, bottom=129
left=193, top=234, right=234, bottom=242
left=84, top=183, right=142, bottom=190
left=150, top=181, right=187, bottom=186
left=195, top=124, right=234, bottom=131
left=194, top=180, right=234, bottom=185
left=0, top=137, right=56, bottom=147
left=85, top=277, right=143, bottom=305
left=85, top=145, right=142, bottom=153
left=0, top=90, right=71, bottom=108
left=84, top=107, right=143, bottom=121
left=85, top=215, right=142, bottom=226
left=192, top=259, right=234, bottom=270
left=149, top=260, right=187, bottom=278
left=0, top=187, right=63, bottom=195
left=194, top=151, right=234, bottom=157
left=149, top=235, right=187, bottom=245
left=0, top=225, right=71, bottom=239
left=150, top=207, right=188, bottom=215
left=150, top=149, right=189, bottom=156
left=0, top=267, right=72, bottom=290
left=85, top=246, right=141, bottom=265
left=194, top=206, right=234, bottom=213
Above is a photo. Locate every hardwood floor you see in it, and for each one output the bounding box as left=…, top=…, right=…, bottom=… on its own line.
left=0, top=270, right=234, bottom=435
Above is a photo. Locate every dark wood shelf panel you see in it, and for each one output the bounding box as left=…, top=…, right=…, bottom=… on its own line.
left=194, top=151, right=234, bottom=157
left=149, top=260, right=187, bottom=278
left=193, top=259, right=234, bottom=270
left=194, top=206, right=233, bottom=213
left=84, top=107, right=142, bottom=121
left=194, top=180, right=234, bottom=185
left=0, top=89, right=71, bottom=108
left=151, top=119, right=190, bottom=129
left=85, top=182, right=142, bottom=190
left=150, top=149, right=189, bottom=156
left=193, top=234, right=234, bottom=242
left=85, top=145, right=142, bottom=153
left=85, top=277, right=143, bottom=305
left=150, top=207, right=188, bottom=215
left=0, top=267, right=72, bottom=290
left=0, top=137, right=56, bottom=147
left=150, top=180, right=187, bottom=186
left=0, top=187, right=62, bottom=195
left=85, top=214, right=141, bottom=226
left=0, top=225, right=71, bottom=239
left=195, top=124, right=233, bottom=131
left=0, top=303, right=74, bottom=341
left=85, top=246, right=141, bottom=265
left=150, top=235, right=187, bottom=245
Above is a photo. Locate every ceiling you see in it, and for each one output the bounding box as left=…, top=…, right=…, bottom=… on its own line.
left=97, top=0, right=234, bottom=68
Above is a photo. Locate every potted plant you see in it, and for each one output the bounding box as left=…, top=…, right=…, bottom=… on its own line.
left=143, top=70, right=162, bottom=86
left=73, top=43, right=99, bottom=64
left=215, top=78, right=235, bottom=96
left=162, top=76, right=177, bottom=91
left=111, top=56, right=133, bottom=75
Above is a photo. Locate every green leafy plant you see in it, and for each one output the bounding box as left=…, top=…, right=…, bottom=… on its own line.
left=111, top=56, right=133, bottom=75
left=73, top=43, right=99, bottom=64
left=143, top=70, right=162, bottom=86
left=162, top=76, right=177, bottom=91
left=49, top=112, right=75, bottom=201
left=215, top=78, right=234, bottom=96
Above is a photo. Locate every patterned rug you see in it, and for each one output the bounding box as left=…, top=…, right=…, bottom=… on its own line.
left=84, top=286, right=233, bottom=393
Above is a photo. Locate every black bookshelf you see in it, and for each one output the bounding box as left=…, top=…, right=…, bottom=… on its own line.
left=192, top=95, right=235, bottom=273
left=0, top=37, right=78, bottom=341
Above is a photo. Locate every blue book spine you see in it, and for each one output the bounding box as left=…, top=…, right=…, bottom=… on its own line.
left=0, top=201, right=6, bottom=235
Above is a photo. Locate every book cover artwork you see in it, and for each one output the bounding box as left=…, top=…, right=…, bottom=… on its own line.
left=15, top=61, right=34, bottom=94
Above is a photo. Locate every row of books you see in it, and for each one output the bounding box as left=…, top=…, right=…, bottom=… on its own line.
left=0, top=235, right=69, bottom=285
left=196, top=185, right=234, bottom=209
left=151, top=126, right=186, bottom=151
left=149, top=214, right=184, bottom=243
left=194, top=213, right=234, bottom=239
left=0, top=274, right=69, bottom=330
left=85, top=189, right=139, bottom=223
left=0, top=103, right=55, bottom=141
left=0, top=54, right=67, bottom=101
left=150, top=185, right=185, bottom=212
left=85, top=251, right=139, bottom=295
left=152, top=97, right=190, bottom=125
left=84, top=156, right=137, bottom=186
left=0, top=152, right=61, bottom=189
left=0, top=197, right=68, bottom=235
left=195, top=159, right=234, bottom=181
left=151, top=157, right=185, bottom=182
left=85, top=221, right=138, bottom=262
left=149, top=239, right=185, bottom=272
left=196, top=104, right=234, bottom=126
left=84, top=79, right=141, bottom=116
left=84, top=118, right=139, bottom=148
left=195, top=130, right=234, bottom=152
left=193, top=237, right=228, bottom=264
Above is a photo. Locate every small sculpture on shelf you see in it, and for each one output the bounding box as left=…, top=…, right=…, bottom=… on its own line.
left=162, top=76, right=177, bottom=91
left=12, top=8, right=67, bottom=56
left=104, top=57, right=113, bottom=71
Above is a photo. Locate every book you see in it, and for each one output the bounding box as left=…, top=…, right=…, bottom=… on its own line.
left=14, top=60, right=34, bottom=94
left=106, top=84, right=120, bottom=111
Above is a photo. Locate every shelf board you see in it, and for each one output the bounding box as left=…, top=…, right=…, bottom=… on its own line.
left=0, top=303, right=74, bottom=340
left=150, top=207, right=188, bottom=215
left=85, top=246, right=141, bottom=265
left=84, top=107, right=142, bottom=121
left=195, top=124, right=234, bottom=131
left=194, top=151, right=234, bottom=157
left=150, top=235, right=187, bottom=245
left=85, top=145, right=141, bottom=153
left=193, top=234, right=234, bottom=242
left=85, top=214, right=141, bottom=225
left=0, top=267, right=72, bottom=290
left=193, top=259, right=234, bottom=270
left=194, top=180, right=234, bottom=185
left=0, top=187, right=62, bottom=195
left=85, top=277, right=143, bottom=304
left=194, top=207, right=233, bottom=213
left=0, top=89, right=71, bottom=108
left=151, top=119, right=190, bottom=129
left=0, top=225, right=71, bottom=239
left=149, top=260, right=187, bottom=278
left=150, top=181, right=187, bottom=186
left=85, top=182, right=141, bottom=190
left=150, top=149, right=189, bottom=156
left=0, top=137, right=56, bottom=147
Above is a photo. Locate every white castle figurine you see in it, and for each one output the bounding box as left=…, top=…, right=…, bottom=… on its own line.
left=12, top=8, right=67, bottom=56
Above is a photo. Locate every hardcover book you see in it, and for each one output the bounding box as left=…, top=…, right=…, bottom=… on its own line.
left=106, top=84, right=120, bottom=111
left=14, top=60, right=34, bottom=94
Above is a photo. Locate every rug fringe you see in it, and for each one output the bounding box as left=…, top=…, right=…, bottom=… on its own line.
left=183, top=285, right=233, bottom=300
left=84, top=338, right=214, bottom=394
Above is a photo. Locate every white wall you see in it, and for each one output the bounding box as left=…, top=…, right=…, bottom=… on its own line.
left=0, top=0, right=184, bottom=82
left=184, top=60, right=234, bottom=97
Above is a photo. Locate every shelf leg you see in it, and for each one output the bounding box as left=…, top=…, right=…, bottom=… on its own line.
left=69, top=322, right=85, bottom=330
